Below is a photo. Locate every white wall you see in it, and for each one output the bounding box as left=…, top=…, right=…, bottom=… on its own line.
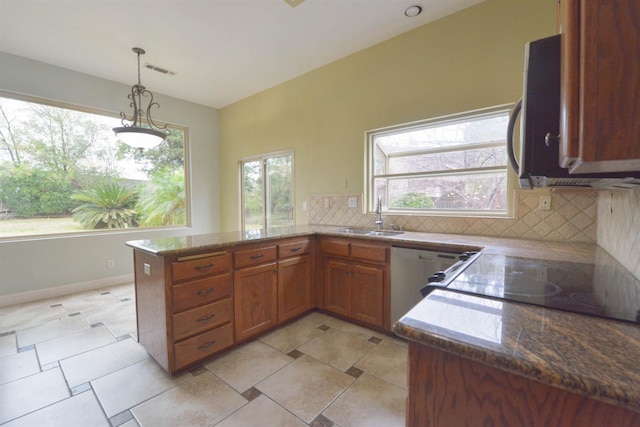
left=0, top=52, right=220, bottom=299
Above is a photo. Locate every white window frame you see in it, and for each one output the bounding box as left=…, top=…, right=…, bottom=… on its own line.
left=365, top=105, right=514, bottom=218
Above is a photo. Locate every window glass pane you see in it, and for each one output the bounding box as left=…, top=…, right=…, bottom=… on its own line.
left=388, top=146, right=507, bottom=174
left=265, top=154, right=293, bottom=228
left=241, top=152, right=293, bottom=234
left=378, top=172, right=508, bottom=211
left=370, top=107, right=510, bottom=215
left=242, top=160, right=264, bottom=232
left=375, top=113, right=509, bottom=154
left=0, top=96, right=187, bottom=239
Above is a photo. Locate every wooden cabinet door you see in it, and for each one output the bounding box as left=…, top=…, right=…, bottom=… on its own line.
left=278, top=255, right=312, bottom=323
left=234, top=262, right=278, bottom=342
left=560, top=0, right=640, bottom=173
left=324, top=259, right=351, bottom=317
left=351, top=263, right=384, bottom=327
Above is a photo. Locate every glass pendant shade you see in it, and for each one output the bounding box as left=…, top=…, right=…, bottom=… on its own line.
left=113, top=126, right=166, bottom=150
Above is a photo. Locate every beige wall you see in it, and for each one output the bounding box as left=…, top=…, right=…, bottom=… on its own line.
left=218, top=0, right=558, bottom=232
left=597, top=189, right=640, bottom=278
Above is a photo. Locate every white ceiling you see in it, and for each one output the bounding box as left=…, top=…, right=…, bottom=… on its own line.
left=0, top=0, right=484, bottom=109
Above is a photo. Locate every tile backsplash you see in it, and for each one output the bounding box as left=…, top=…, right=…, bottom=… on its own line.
left=597, top=189, right=640, bottom=278
left=310, top=190, right=597, bottom=243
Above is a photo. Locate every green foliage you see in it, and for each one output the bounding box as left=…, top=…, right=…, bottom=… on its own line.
left=71, top=181, right=137, bottom=229
left=390, top=192, right=435, bottom=209
left=119, top=128, right=185, bottom=175
left=0, top=164, right=77, bottom=217
left=135, top=168, right=185, bottom=226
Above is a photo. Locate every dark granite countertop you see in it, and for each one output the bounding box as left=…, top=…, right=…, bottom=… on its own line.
left=394, top=288, right=640, bottom=413
left=126, top=224, right=597, bottom=262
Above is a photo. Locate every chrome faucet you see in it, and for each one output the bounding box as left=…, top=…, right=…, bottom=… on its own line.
left=374, top=196, right=383, bottom=231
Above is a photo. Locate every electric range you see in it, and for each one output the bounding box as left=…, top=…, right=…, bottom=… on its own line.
left=422, top=251, right=640, bottom=324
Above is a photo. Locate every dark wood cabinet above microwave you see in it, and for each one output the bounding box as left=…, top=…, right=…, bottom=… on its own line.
left=558, top=0, right=640, bottom=174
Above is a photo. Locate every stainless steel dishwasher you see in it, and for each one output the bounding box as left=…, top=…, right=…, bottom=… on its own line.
left=390, top=247, right=460, bottom=325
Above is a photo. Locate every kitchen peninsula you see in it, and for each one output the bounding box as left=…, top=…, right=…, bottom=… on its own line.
left=128, top=226, right=640, bottom=425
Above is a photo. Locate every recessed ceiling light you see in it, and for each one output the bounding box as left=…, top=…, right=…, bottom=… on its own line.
left=405, top=5, right=423, bottom=18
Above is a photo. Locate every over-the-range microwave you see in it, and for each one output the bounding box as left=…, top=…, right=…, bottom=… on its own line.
left=507, top=34, right=640, bottom=190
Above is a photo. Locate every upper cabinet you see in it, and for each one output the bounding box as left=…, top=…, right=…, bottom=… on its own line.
left=559, top=0, right=640, bottom=174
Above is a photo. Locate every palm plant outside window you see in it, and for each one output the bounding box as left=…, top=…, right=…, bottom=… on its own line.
left=367, top=106, right=512, bottom=216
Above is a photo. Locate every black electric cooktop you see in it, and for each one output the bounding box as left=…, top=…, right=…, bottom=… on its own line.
left=442, top=252, right=640, bottom=324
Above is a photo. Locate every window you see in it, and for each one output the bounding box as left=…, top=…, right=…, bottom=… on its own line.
left=241, top=151, right=294, bottom=235
left=367, top=106, right=512, bottom=216
left=0, top=94, right=188, bottom=239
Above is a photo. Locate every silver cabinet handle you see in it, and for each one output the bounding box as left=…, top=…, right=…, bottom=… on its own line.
left=544, top=133, right=561, bottom=147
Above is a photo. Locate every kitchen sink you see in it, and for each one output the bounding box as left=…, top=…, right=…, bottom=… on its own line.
left=335, top=228, right=404, bottom=236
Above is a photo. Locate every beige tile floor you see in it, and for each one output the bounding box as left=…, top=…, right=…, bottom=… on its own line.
left=0, top=284, right=408, bottom=426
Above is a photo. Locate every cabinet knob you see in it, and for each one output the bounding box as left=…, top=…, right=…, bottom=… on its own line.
left=544, top=133, right=561, bottom=147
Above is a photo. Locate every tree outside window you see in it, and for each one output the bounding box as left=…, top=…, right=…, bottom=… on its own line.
left=0, top=95, right=188, bottom=238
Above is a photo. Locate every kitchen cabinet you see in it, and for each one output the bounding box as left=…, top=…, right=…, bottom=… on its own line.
left=559, top=0, right=640, bottom=173
left=278, top=255, right=312, bottom=323
left=134, top=249, right=234, bottom=374
left=277, top=239, right=313, bottom=323
left=233, top=245, right=278, bottom=342
left=319, top=238, right=389, bottom=329
left=407, top=341, right=640, bottom=426
left=234, top=238, right=314, bottom=341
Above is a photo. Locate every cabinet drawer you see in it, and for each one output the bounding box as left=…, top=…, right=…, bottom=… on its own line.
left=173, top=323, right=234, bottom=370
left=173, top=298, right=233, bottom=341
left=171, top=253, right=232, bottom=282
left=234, top=246, right=277, bottom=269
left=278, top=239, right=310, bottom=258
left=171, top=274, right=232, bottom=313
left=319, top=239, right=350, bottom=257
left=351, top=243, right=387, bottom=263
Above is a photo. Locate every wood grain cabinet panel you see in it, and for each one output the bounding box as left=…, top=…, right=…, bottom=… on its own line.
left=559, top=0, right=640, bottom=173
left=320, top=238, right=389, bottom=329
left=278, top=239, right=311, bottom=258
left=173, top=323, right=234, bottom=370
left=278, top=255, right=312, bottom=323
left=172, top=299, right=233, bottom=341
left=135, top=248, right=235, bottom=375
left=351, top=264, right=384, bottom=327
left=170, top=274, right=232, bottom=313
left=234, top=262, right=278, bottom=342
left=324, top=259, right=352, bottom=318
left=171, top=253, right=231, bottom=282
left=234, top=246, right=277, bottom=269
left=407, top=341, right=640, bottom=426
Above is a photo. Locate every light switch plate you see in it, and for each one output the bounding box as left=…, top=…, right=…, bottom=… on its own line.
left=143, top=263, right=151, bottom=275
left=348, top=197, right=358, bottom=208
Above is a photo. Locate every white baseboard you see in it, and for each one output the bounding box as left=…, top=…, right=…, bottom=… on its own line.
left=0, top=274, right=135, bottom=307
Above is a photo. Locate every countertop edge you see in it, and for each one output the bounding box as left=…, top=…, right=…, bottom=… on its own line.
left=393, top=296, right=640, bottom=414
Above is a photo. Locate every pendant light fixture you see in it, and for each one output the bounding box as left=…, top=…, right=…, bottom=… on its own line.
left=113, top=47, right=168, bottom=150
